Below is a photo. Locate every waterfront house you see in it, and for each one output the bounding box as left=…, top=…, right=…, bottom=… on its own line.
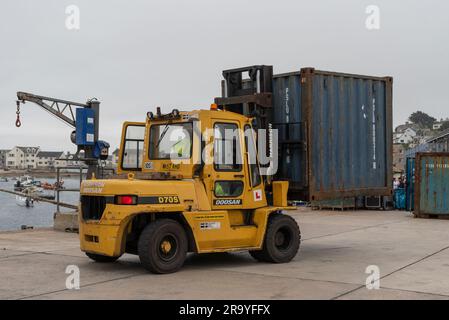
left=393, top=127, right=417, bottom=144
left=0, top=149, right=10, bottom=169
left=6, top=146, right=40, bottom=169
left=36, top=151, right=64, bottom=170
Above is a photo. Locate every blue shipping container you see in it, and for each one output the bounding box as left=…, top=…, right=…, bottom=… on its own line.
left=273, top=68, right=393, bottom=201
left=405, top=157, right=415, bottom=211
left=414, top=153, right=449, bottom=216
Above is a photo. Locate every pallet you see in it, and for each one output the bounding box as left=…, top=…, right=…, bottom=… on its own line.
left=311, top=198, right=356, bottom=211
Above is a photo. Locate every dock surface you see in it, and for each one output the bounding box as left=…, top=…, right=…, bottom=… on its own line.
left=1, top=209, right=449, bottom=300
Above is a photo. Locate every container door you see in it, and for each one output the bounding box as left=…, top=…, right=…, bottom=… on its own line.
left=405, top=157, right=415, bottom=211
left=416, top=154, right=449, bottom=215
left=302, top=69, right=393, bottom=201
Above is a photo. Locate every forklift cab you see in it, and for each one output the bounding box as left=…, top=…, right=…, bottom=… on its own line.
left=117, top=109, right=268, bottom=211
left=208, top=115, right=267, bottom=210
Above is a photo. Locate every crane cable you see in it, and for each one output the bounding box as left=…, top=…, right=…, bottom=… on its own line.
left=15, top=100, right=21, bottom=127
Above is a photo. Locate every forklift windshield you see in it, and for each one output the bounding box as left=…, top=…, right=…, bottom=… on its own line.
left=149, top=122, right=193, bottom=159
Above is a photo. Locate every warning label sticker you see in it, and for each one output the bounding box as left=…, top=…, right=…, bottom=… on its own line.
left=200, top=222, right=221, bottom=230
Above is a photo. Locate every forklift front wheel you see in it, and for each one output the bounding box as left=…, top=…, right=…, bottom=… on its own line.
left=250, top=214, right=300, bottom=263
left=138, top=219, right=188, bottom=274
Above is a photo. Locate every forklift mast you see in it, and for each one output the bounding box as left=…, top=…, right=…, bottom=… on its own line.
left=214, top=65, right=273, bottom=130
left=214, top=65, right=274, bottom=181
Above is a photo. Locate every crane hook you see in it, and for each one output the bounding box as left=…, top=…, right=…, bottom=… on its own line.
left=15, top=100, right=21, bottom=127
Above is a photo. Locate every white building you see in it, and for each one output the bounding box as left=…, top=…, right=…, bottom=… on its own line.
left=393, top=128, right=417, bottom=144
left=36, top=151, right=64, bottom=169
left=58, top=152, right=83, bottom=168
left=433, top=122, right=443, bottom=130
left=112, top=148, right=120, bottom=167
left=6, top=146, right=40, bottom=169
left=0, top=149, right=9, bottom=169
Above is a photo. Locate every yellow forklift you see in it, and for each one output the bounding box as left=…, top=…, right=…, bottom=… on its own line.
left=79, top=66, right=301, bottom=273
left=80, top=108, right=299, bottom=273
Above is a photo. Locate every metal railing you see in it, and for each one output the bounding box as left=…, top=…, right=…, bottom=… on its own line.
left=55, top=166, right=87, bottom=212
left=55, top=165, right=115, bottom=212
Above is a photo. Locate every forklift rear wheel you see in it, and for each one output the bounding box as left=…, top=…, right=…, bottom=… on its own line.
left=85, top=252, right=120, bottom=263
left=249, top=214, right=300, bottom=263
left=138, top=219, right=188, bottom=274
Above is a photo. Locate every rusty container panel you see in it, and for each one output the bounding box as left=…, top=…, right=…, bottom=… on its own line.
left=273, top=68, right=393, bottom=201
left=414, top=153, right=449, bottom=216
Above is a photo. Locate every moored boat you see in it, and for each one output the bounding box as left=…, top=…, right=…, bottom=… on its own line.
left=42, top=180, right=64, bottom=190
left=14, top=176, right=36, bottom=191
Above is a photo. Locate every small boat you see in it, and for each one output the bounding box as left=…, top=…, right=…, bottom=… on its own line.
left=41, top=182, right=54, bottom=190
left=42, top=180, right=64, bottom=190
left=0, top=177, right=8, bottom=182
left=14, top=181, right=24, bottom=192
left=14, top=176, right=37, bottom=191
left=19, top=175, right=34, bottom=184
left=16, top=195, right=34, bottom=208
left=14, top=181, right=30, bottom=192
left=32, top=180, right=42, bottom=187
left=39, top=193, right=56, bottom=200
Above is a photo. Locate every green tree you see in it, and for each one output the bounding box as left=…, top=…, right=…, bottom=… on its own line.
left=408, top=111, right=436, bottom=129
left=440, top=121, right=449, bottom=131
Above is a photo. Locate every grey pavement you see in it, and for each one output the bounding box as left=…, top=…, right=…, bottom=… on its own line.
left=0, top=209, right=448, bottom=300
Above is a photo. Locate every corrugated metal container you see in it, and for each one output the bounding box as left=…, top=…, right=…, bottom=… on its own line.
left=405, top=142, right=448, bottom=158
left=405, top=157, right=415, bottom=211
left=273, top=68, right=393, bottom=201
left=405, top=143, right=430, bottom=159
left=414, top=153, right=449, bottom=216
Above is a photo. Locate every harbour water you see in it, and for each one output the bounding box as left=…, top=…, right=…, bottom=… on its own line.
left=0, top=178, right=80, bottom=231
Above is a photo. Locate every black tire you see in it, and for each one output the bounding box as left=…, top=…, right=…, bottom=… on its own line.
left=249, top=214, right=300, bottom=263
left=138, top=219, right=188, bottom=274
left=249, top=249, right=270, bottom=262
left=85, top=252, right=119, bottom=263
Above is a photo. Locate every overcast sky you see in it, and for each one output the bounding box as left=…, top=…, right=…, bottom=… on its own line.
left=1, top=0, right=448, bottom=151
